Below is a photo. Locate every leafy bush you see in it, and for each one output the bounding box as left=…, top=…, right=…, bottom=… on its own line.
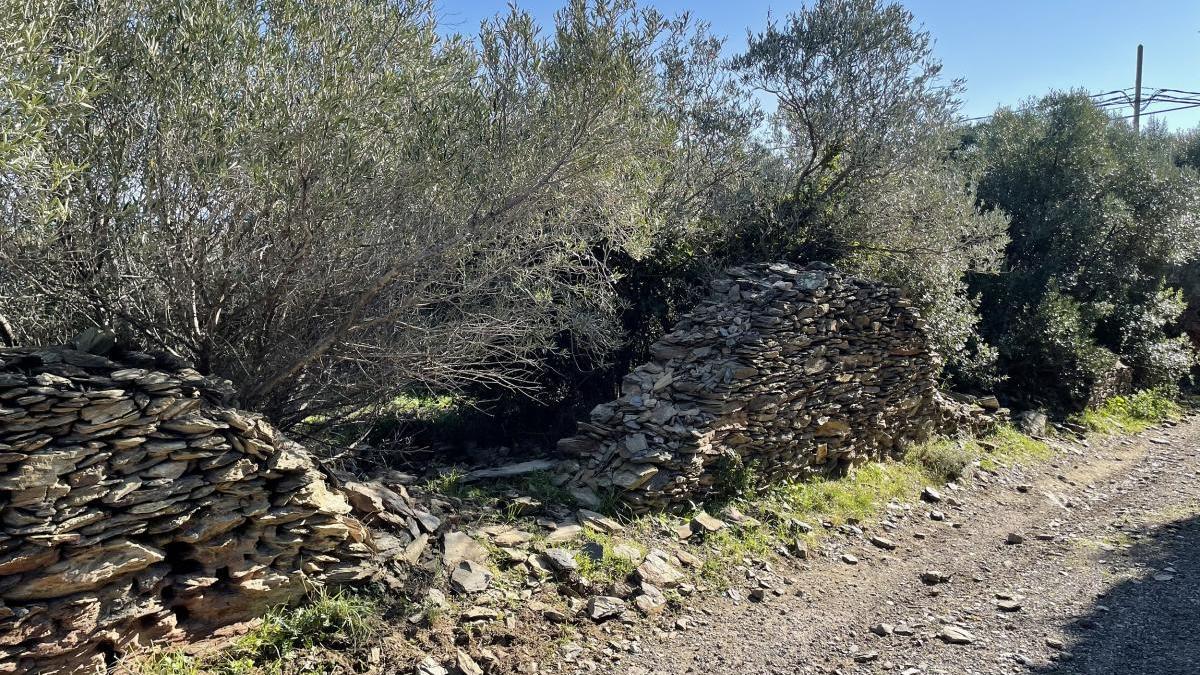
left=4, top=0, right=1198, bottom=438
left=1113, top=288, right=1196, bottom=389
left=722, top=0, right=1009, bottom=388
left=999, top=289, right=1122, bottom=408
left=0, top=0, right=756, bottom=427
left=124, top=590, right=379, bottom=674
left=226, top=590, right=380, bottom=666
left=1075, top=388, right=1181, bottom=433
left=968, top=92, right=1200, bottom=408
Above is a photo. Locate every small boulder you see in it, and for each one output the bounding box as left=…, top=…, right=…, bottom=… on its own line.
left=635, top=552, right=684, bottom=588
left=919, top=570, right=952, bottom=585
left=691, top=512, right=726, bottom=534
left=415, top=657, right=449, bottom=675
left=938, top=626, right=976, bottom=645
left=869, top=535, right=897, bottom=550
left=587, top=596, right=626, bottom=621
left=443, top=531, right=489, bottom=569
left=543, top=548, right=578, bottom=573
left=449, top=560, right=492, bottom=594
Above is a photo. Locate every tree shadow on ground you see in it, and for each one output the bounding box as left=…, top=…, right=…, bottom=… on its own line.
left=1036, top=513, right=1200, bottom=675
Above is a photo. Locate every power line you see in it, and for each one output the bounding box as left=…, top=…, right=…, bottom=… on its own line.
left=960, top=88, right=1200, bottom=125
left=1115, top=102, right=1200, bottom=121
left=959, top=88, right=1141, bottom=123
left=962, top=48, right=1200, bottom=127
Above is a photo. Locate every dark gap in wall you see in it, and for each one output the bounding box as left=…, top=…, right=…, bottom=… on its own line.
left=95, top=639, right=119, bottom=668
left=164, top=541, right=203, bottom=574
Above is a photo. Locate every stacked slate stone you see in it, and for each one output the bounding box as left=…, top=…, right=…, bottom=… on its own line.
left=559, top=263, right=999, bottom=513
left=1086, top=360, right=1133, bottom=409
left=0, top=345, right=372, bottom=675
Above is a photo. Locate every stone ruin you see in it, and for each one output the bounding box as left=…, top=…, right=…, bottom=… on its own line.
left=0, top=344, right=373, bottom=674
left=559, top=263, right=1000, bottom=512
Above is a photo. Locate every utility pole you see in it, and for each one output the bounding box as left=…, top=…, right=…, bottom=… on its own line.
left=1133, top=44, right=1144, bottom=133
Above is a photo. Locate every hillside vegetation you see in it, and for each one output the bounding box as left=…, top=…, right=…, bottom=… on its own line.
left=3, top=0, right=1199, bottom=440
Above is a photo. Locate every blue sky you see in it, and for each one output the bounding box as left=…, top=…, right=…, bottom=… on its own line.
left=437, top=0, right=1200, bottom=130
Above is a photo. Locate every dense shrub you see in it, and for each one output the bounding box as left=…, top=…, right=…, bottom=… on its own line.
left=0, top=0, right=755, bottom=426
left=2, top=0, right=1197, bottom=442
left=967, top=92, right=1200, bottom=407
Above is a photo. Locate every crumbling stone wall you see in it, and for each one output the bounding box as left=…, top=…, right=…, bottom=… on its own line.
left=559, top=263, right=998, bottom=512
left=1085, top=360, right=1133, bottom=409
left=0, top=346, right=371, bottom=674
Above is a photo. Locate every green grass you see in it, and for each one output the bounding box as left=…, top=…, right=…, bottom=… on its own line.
left=1073, top=388, right=1181, bottom=433
left=423, top=468, right=468, bottom=497
left=573, top=529, right=642, bottom=584
left=127, top=590, right=381, bottom=675
left=423, top=469, right=576, bottom=512
left=227, top=589, right=379, bottom=663
left=518, top=471, right=576, bottom=508
left=698, top=524, right=775, bottom=588
left=772, top=461, right=929, bottom=524
left=691, top=426, right=1055, bottom=584
left=977, top=425, right=1054, bottom=471
left=903, top=438, right=977, bottom=482
left=904, top=426, right=1054, bottom=477
left=132, top=651, right=201, bottom=675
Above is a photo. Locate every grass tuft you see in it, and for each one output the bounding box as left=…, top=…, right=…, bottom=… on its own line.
left=977, top=425, right=1054, bottom=470
left=1074, top=388, right=1181, bottom=433
left=129, top=590, right=381, bottom=675
left=904, top=438, right=976, bottom=482
left=573, top=529, right=642, bottom=583
left=228, top=589, right=380, bottom=664
left=694, top=425, right=1055, bottom=584
left=130, top=651, right=201, bottom=675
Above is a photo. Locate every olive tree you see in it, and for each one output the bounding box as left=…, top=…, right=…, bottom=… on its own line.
left=734, top=0, right=962, bottom=226
left=0, top=0, right=742, bottom=425
left=724, top=0, right=1007, bottom=386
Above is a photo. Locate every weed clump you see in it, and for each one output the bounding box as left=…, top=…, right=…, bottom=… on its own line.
left=1074, top=388, right=1181, bottom=433
left=126, top=590, right=380, bottom=675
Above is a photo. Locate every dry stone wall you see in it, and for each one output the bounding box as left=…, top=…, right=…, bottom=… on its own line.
left=559, top=263, right=999, bottom=512
left=0, top=345, right=372, bottom=674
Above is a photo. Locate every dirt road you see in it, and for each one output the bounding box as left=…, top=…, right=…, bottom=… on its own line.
left=610, top=418, right=1200, bottom=675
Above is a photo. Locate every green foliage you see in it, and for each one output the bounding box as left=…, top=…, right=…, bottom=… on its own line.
left=0, top=0, right=757, bottom=427
left=904, top=438, right=977, bottom=482
left=968, top=92, right=1200, bottom=407
left=834, top=166, right=1009, bottom=388
left=1002, top=289, right=1122, bottom=408
left=1074, top=388, right=1181, bottom=433
left=227, top=590, right=380, bottom=665
left=1175, top=126, right=1200, bottom=172
left=1113, top=288, right=1196, bottom=389
left=4, top=0, right=1198, bottom=439
left=132, top=651, right=202, bottom=675
left=697, top=523, right=775, bottom=588
left=126, top=591, right=379, bottom=675
left=422, top=470, right=468, bottom=499
left=574, top=530, right=642, bottom=583
left=734, top=0, right=961, bottom=220
left=722, top=0, right=1009, bottom=388
left=977, top=425, right=1054, bottom=471
left=519, top=471, right=576, bottom=508
left=711, top=452, right=761, bottom=502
